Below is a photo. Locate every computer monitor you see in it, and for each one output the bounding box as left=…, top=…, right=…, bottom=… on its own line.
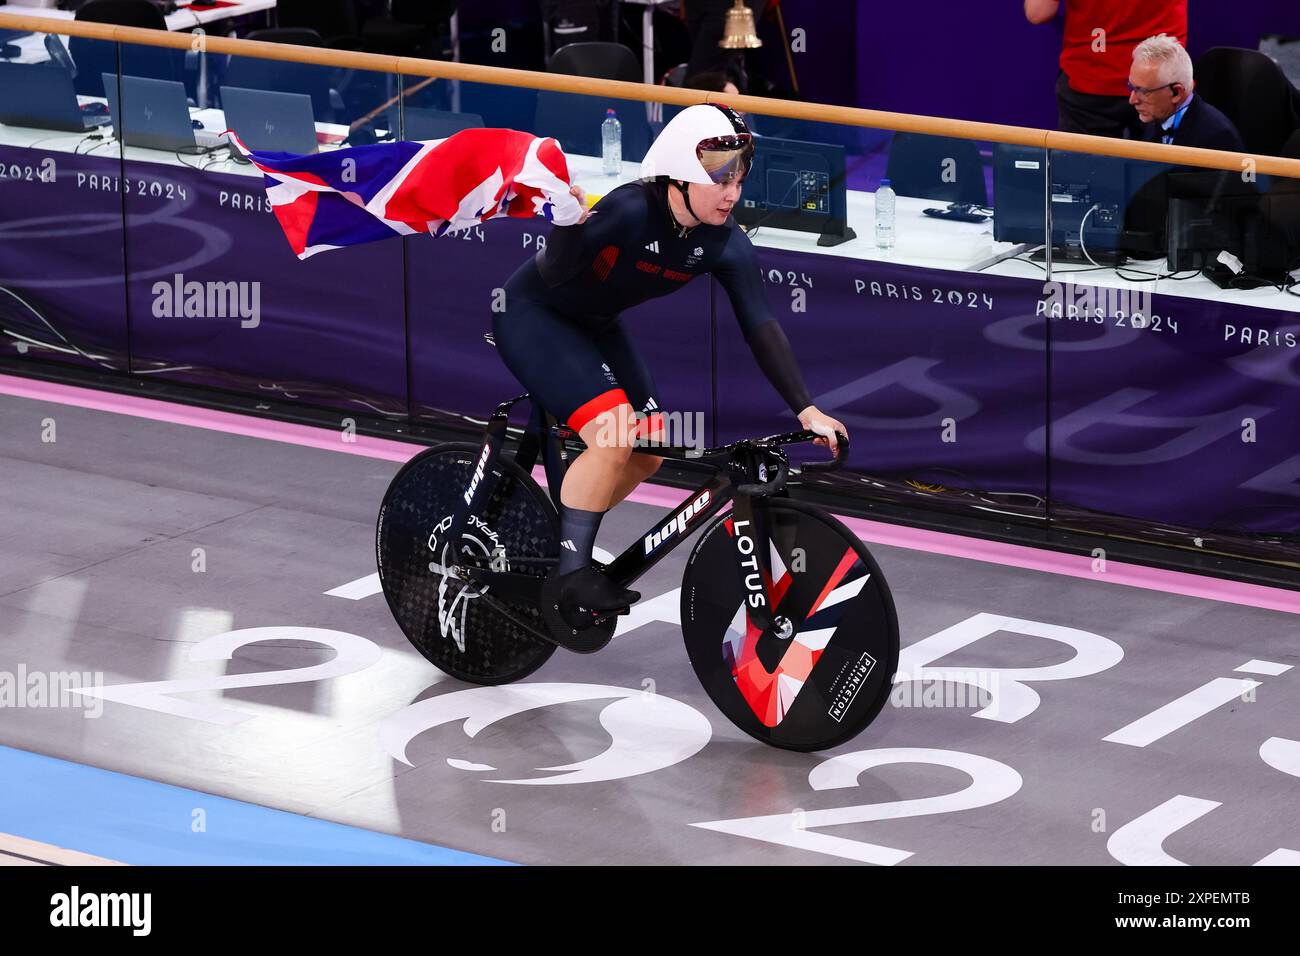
left=733, top=136, right=856, bottom=247
left=102, top=73, right=197, bottom=151
left=391, top=107, right=485, bottom=142
left=1167, top=183, right=1299, bottom=287
left=992, top=144, right=1168, bottom=261
left=220, top=87, right=317, bottom=154
left=0, top=61, right=108, bottom=132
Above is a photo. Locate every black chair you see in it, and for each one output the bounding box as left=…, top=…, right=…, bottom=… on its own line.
left=548, top=41, right=639, bottom=83
left=541, top=0, right=616, bottom=60
left=662, top=63, right=688, bottom=87
left=70, top=0, right=178, bottom=97
left=276, top=0, right=363, bottom=51
left=361, top=0, right=455, bottom=59
left=885, top=132, right=988, bottom=205
left=221, top=28, right=336, bottom=123
left=1194, top=47, right=1300, bottom=157
left=543, top=43, right=646, bottom=158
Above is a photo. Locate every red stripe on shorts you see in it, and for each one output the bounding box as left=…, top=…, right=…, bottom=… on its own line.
left=567, top=388, right=630, bottom=434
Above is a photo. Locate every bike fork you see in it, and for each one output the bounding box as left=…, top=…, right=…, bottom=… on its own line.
left=728, top=490, right=778, bottom=635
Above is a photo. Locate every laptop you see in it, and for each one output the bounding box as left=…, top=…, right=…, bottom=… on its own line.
left=0, top=62, right=110, bottom=132
left=219, top=87, right=318, bottom=154
left=102, top=73, right=224, bottom=151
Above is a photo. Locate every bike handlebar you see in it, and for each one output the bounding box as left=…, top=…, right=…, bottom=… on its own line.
left=801, top=431, right=850, bottom=473
left=734, top=431, right=848, bottom=496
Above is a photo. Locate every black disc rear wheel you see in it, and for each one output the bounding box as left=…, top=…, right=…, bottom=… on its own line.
left=377, top=442, right=557, bottom=684
left=681, top=497, right=899, bottom=751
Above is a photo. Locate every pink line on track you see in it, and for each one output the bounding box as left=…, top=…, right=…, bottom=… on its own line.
left=0, top=374, right=416, bottom=463
left=830, top=514, right=1300, bottom=615
left=605, top=479, right=1300, bottom=615
left=5, top=373, right=1298, bottom=615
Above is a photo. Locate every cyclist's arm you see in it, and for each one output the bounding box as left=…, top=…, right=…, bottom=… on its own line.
left=714, top=228, right=814, bottom=417
left=535, top=184, right=644, bottom=287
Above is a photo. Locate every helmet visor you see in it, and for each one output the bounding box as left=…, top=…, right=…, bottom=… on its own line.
left=697, top=134, right=754, bottom=184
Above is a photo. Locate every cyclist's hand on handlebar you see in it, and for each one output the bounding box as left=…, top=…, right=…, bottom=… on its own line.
left=797, top=406, right=847, bottom=455
left=570, top=184, right=591, bottom=224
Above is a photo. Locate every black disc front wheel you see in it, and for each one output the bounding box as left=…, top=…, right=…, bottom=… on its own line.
left=681, top=497, right=899, bottom=751
left=377, top=442, right=557, bottom=684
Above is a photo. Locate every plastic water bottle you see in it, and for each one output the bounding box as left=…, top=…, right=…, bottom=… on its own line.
left=875, top=178, right=896, bottom=250
left=601, top=108, right=622, bottom=176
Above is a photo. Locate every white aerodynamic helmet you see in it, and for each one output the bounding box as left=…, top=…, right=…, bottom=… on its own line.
left=640, top=103, right=754, bottom=185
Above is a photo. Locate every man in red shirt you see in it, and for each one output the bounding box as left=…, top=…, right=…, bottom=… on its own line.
left=1025, top=0, right=1188, bottom=138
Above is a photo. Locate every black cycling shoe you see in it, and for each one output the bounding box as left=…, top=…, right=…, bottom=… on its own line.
left=557, top=565, right=640, bottom=624
left=538, top=564, right=640, bottom=653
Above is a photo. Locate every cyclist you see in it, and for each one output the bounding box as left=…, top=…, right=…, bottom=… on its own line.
left=493, top=103, right=846, bottom=626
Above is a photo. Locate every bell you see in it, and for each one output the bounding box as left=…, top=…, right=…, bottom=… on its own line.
left=719, top=0, right=762, bottom=50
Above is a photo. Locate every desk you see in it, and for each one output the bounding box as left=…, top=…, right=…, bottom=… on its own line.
left=5, top=5, right=466, bottom=114
left=983, top=245, right=1300, bottom=314
left=0, top=116, right=1009, bottom=272
left=4, top=3, right=278, bottom=108
left=7, top=112, right=1294, bottom=313
left=571, top=156, right=1015, bottom=272
left=2, top=104, right=1296, bottom=313
left=5, top=2, right=277, bottom=64
left=7, top=1, right=276, bottom=30
left=587, top=157, right=1300, bottom=314
left=6, top=5, right=462, bottom=70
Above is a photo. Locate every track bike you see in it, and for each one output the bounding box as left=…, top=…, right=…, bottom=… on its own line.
left=377, top=381, right=899, bottom=751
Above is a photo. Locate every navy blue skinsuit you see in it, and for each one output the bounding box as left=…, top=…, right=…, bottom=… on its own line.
left=492, top=178, right=812, bottom=435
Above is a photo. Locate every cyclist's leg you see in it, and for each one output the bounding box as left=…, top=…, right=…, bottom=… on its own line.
left=568, top=405, right=641, bottom=509
left=594, top=318, right=665, bottom=507
left=494, top=316, right=658, bottom=515
left=492, top=302, right=640, bottom=606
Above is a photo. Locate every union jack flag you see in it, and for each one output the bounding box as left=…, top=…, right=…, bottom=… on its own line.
left=228, top=128, right=584, bottom=260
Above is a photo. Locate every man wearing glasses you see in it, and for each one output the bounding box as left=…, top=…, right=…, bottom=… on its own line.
left=1025, top=0, right=1187, bottom=138
left=1129, top=34, right=1244, bottom=151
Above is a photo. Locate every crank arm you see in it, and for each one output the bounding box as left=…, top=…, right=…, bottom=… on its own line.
left=471, top=589, right=563, bottom=647
left=457, top=566, right=545, bottom=604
